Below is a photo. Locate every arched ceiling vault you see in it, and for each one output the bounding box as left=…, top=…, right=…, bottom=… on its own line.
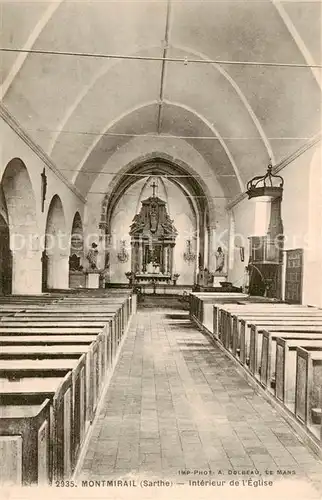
left=72, top=101, right=246, bottom=196
left=1, top=0, right=321, bottom=201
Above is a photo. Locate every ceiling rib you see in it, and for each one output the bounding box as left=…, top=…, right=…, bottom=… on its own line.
left=272, top=0, right=321, bottom=89
left=0, top=0, right=64, bottom=98
left=157, top=0, right=172, bottom=134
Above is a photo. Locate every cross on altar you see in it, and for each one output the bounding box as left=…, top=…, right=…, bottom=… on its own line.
left=151, top=180, right=157, bottom=197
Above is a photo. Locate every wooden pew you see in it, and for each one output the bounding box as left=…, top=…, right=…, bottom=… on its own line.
left=0, top=344, right=91, bottom=359
left=0, top=358, right=80, bottom=377
left=214, top=305, right=314, bottom=352
left=0, top=321, right=107, bottom=328
left=274, top=336, right=322, bottom=407
left=0, top=355, right=87, bottom=480
left=0, top=315, right=115, bottom=392
left=0, top=326, right=103, bottom=335
left=13, top=313, right=120, bottom=344
left=0, top=334, right=97, bottom=345
left=295, top=348, right=322, bottom=432
left=258, top=328, right=322, bottom=387
left=230, top=310, right=322, bottom=352
left=190, top=296, right=249, bottom=335
left=0, top=333, right=107, bottom=424
left=239, top=318, right=322, bottom=370
left=0, top=292, right=133, bottom=483
left=214, top=304, right=315, bottom=347
left=227, top=309, right=322, bottom=354
left=217, top=305, right=321, bottom=350
left=0, top=373, right=72, bottom=484
left=0, top=399, right=51, bottom=485
left=190, top=292, right=247, bottom=323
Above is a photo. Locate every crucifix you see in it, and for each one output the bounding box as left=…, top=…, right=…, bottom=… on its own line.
left=151, top=180, right=157, bottom=197
left=41, top=168, right=47, bottom=213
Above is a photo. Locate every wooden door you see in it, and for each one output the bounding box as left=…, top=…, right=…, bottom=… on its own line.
left=284, top=249, right=303, bottom=304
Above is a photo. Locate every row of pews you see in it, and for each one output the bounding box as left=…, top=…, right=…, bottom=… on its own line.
left=0, top=290, right=136, bottom=486
left=190, top=292, right=322, bottom=453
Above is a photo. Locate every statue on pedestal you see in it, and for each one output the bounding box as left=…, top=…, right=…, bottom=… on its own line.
left=215, top=246, right=225, bottom=273
left=86, top=243, right=99, bottom=270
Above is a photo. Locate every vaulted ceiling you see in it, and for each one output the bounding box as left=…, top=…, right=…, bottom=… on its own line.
left=1, top=0, right=321, bottom=200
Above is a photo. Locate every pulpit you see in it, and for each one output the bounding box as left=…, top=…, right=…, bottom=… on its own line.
left=126, top=188, right=178, bottom=285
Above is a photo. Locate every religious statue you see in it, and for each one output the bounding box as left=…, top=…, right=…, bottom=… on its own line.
left=215, top=246, right=225, bottom=273
left=86, top=242, right=99, bottom=270
left=149, top=205, right=158, bottom=233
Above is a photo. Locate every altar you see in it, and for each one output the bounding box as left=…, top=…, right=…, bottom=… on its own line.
left=134, top=273, right=172, bottom=284
left=126, top=183, right=179, bottom=285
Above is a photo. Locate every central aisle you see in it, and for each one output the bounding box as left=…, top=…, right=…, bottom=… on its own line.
left=77, top=309, right=322, bottom=497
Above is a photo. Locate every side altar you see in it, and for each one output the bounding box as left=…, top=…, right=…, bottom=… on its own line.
left=126, top=185, right=179, bottom=285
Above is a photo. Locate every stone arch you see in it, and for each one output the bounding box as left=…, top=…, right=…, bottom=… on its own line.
left=100, top=153, right=217, bottom=281
left=43, top=194, right=68, bottom=290
left=1, top=158, right=41, bottom=294
left=100, top=153, right=215, bottom=230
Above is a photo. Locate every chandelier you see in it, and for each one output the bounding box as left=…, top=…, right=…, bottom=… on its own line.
left=183, top=239, right=196, bottom=264
left=117, top=240, right=129, bottom=263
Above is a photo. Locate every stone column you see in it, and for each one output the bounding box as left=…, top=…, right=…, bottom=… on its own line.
left=195, top=234, right=200, bottom=284
left=164, top=246, right=168, bottom=273
left=204, top=225, right=209, bottom=269
left=208, top=226, right=216, bottom=272
left=198, top=212, right=205, bottom=270
left=138, top=239, right=143, bottom=273
left=11, top=248, right=43, bottom=294
left=97, top=225, right=108, bottom=272
left=131, top=241, right=136, bottom=273
left=46, top=250, right=69, bottom=290
left=169, top=245, right=174, bottom=275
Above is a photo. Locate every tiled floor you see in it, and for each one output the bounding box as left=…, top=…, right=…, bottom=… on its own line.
left=77, top=309, right=322, bottom=497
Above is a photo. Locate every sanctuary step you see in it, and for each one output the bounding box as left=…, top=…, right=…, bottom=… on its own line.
left=138, top=294, right=189, bottom=309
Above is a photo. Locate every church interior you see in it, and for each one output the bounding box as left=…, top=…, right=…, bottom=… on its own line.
left=1, top=0, right=322, bottom=495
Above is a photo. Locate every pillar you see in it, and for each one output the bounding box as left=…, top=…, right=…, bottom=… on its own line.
left=12, top=248, right=43, bottom=294
left=164, top=246, right=168, bottom=273
left=195, top=234, right=200, bottom=283
left=207, top=226, right=216, bottom=272
left=138, top=239, right=143, bottom=273
left=169, top=245, right=174, bottom=275
left=204, top=225, right=209, bottom=269
left=97, top=230, right=109, bottom=271
left=47, top=251, right=69, bottom=290
left=131, top=241, right=135, bottom=273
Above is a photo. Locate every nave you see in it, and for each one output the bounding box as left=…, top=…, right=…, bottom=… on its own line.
left=76, top=308, right=322, bottom=497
